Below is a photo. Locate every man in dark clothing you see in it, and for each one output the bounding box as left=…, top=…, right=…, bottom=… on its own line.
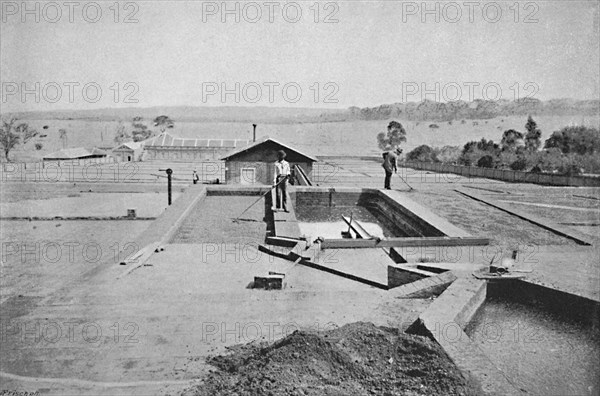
left=382, top=148, right=401, bottom=189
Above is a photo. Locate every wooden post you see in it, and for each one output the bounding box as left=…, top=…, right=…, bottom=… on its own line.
left=167, top=168, right=173, bottom=205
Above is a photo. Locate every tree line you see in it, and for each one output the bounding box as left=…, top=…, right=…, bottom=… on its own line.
left=0, top=115, right=175, bottom=161
left=378, top=116, right=600, bottom=176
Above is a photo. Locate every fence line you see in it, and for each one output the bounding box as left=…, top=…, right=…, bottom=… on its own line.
left=1, top=160, right=226, bottom=183
left=403, top=162, right=600, bottom=187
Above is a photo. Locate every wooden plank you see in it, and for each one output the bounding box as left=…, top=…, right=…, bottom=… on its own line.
left=321, top=236, right=489, bottom=249
left=294, top=164, right=313, bottom=186
left=321, top=239, right=378, bottom=249
left=455, top=188, right=595, bottom=246
left=117, top=242, right=160, bottom=279
left=295, top=258, right=388, bottom=290
left=341, top=215, right=372, bottom=239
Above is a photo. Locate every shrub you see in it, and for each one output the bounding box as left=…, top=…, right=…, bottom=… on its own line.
left=407, top=145, right=439, bottom=162
left=459, top=138, right=500, bottom=166
left=477, top=155, right=494, bottom=168
left=510, top=157, right=527, bottom=171
left=544, top=126, right=600, bottom=155
left=559, top=163, right=582, bottom=176
left=435, top=146, right=461, bottom=163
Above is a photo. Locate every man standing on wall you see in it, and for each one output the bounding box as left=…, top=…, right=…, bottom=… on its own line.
left=273, top=150, right=290, bottom=212
left=382, top=148, right=401, bottom=189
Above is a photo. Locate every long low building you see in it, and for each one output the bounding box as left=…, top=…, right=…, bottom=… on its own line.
left=43, top=147, right=108, bottom=161
left=143, top=133, right=252, bottom=161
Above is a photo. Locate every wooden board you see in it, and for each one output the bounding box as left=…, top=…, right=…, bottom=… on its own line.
left=472, top=272, right=526, bottom=280
left=341, top=215, right=373, bottom=239
left=321, top=236, right=489, bottom=249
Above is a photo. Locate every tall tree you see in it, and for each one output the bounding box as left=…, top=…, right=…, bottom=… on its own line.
left=153, top=115, right=174, bottom=133
left=524, top=115, right=541, bottom=151
left=500, top=129, right=524, bottom=151
left=377, top=121, right=407, bottom=151
left=131, top=116, right=152, bottom=142
left=0, top=118, right=38, bottom=162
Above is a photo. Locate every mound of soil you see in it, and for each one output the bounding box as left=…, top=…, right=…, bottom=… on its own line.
left=181, top=322, right=482, bottom=396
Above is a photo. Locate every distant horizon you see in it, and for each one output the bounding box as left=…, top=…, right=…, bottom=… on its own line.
left=3, top=96, right=599, bottom=117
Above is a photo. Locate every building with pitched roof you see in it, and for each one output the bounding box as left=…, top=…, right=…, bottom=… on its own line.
left=220, top=137, right=317, bottom=185
left=112, top=142, right=143, bottom=162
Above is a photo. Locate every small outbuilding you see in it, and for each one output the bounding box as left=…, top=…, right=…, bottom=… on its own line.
left=112, top=142, right=143, bottom=162
left=220, top=137, right=317, bottom=185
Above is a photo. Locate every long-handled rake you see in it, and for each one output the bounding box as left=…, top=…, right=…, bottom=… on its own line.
left=232, top=177, right=286, bottom=223
left=397, top=172, right=414, bottom=191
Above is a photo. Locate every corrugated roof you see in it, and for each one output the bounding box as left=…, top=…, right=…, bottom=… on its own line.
left=145, top=132, right=251, bottom=148
left=43, top=147, right=107, bottom=160
left=220, top=137, right=318, bottom=162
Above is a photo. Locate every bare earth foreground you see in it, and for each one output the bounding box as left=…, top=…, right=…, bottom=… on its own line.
left=181, top=322, right=481, bottom=396
left=1, top=159, right=598, bottom=395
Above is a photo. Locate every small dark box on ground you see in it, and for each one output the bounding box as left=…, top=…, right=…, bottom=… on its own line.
left=254, top=275, right=284, bottom=290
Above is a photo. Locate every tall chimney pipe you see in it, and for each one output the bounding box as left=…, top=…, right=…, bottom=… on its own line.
left=252, top=124, right=257, bottom=142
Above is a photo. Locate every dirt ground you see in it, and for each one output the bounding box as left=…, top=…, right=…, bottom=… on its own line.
left=181, top=322, right=482, bottom=396
left=0, top=219, right=152, bottom=304
left=1, top=161, right=598, bottom=395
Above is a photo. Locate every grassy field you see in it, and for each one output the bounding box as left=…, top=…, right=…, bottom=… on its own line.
left=8, top=114, right=600, bottom=161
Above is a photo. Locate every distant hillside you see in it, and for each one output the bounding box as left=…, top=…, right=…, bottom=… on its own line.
left=4, top=99, right=598, bottom=124
left=6, top=106, right=346, bottom=123
left=345, top=98, right=600, bottom=122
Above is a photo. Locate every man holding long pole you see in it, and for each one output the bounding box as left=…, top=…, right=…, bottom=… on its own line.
left=273, top=150, right=290, bottom=212
left=382, top=148, right=401, bottom=190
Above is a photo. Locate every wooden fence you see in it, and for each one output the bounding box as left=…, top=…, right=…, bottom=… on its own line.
left=404, top=162, right=600, bottom=187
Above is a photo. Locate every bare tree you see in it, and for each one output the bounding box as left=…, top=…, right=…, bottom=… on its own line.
left=0, top=118, right=38, bottom=162
left=113, top=122, right=131, bottom=144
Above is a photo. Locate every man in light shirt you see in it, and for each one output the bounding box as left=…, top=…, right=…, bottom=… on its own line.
left=273, top=150, right=290, bottom=212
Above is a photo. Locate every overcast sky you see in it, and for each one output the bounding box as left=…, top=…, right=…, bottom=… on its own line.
left=1, top=0, right=598, bottom=112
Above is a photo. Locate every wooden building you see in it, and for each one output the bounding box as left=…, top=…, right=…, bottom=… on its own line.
left=112, top=142, right=143, bottom=162
left=221, top=137, right=317, bottom=185
left=143, top=132, right=251, bottom=161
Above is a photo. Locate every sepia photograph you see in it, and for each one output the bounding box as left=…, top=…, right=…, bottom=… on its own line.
left=1, top=1, right=599, bottom=395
